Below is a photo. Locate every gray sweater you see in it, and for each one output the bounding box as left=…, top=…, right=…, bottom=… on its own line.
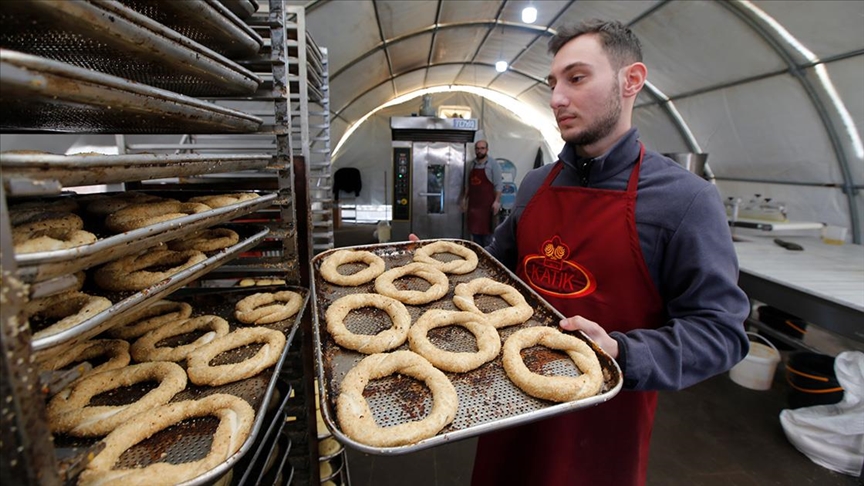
left=487, top=128, right=750, bottom=391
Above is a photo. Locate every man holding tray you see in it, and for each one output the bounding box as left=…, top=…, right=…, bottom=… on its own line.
left=474, top=19, right=750, bottom=486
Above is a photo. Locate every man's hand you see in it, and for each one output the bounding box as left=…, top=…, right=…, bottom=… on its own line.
left=559, top=315, right=618, bottom=358
left=408, top=233, right=420, bottom=242
left=492, top=200, right=501, bottom=214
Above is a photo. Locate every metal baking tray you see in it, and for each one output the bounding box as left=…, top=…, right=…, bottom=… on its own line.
left=15, top=191, right=278, bottom=284
left=0, top=49, right=262, bottom=133
left=116, top=0, right=264, bottom=57
left=0, top=0, right=261, bottom=95
left=311, top=239, right=623, bottom=455
left=1, top=153, right=272, bottom=195
left=48, top=285, right=309, bottom=486
left=29, top=225, right=276, bottom=353
left=216, top=0, right=258, bottom=20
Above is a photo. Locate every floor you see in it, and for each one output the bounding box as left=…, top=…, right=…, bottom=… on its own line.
left=331, top=226, right=862, bottom=486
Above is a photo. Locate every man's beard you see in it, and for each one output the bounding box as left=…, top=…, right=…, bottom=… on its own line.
left=564, top=82, right=621, bottom=146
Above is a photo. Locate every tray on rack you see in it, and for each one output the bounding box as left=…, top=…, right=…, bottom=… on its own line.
left=1, top=153, right=273, bottom=195
left=216, top=0, right=259, bottom=20
left=0, top=0, right=261, bottom=96
left=116, top=0, right=264, bottom=57
left=48, top=285, right=309, bottom=486
left=311, top=239, right=623, bottom=455
left=0, top=49, right=262, bottom=133
left=29, top=224, right=273, bottom=353
left=14, top=191, right=277, bottom=284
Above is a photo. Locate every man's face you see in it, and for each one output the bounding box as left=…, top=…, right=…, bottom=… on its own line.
left=547, top=34, right=622, bottom=146
left=475, top=142, right=488, bottom=159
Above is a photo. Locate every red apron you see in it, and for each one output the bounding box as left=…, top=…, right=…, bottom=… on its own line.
left=472, top=144, right=666, bottom=486
left=467, top=165, right=495, bottom=235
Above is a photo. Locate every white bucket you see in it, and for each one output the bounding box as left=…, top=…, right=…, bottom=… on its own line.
left=729, top=332, right=781, bottom=390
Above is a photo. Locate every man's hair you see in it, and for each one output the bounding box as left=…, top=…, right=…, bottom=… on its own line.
left=548, top=19, right=642, bottom=70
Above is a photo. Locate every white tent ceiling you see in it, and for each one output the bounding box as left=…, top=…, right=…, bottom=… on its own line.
left=283, top=0, right=864, bottom=242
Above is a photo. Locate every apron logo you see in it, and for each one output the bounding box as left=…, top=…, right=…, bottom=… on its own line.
left=470, top=174, right=483, bottom=186
left=522, top=236, right=596, bottom=298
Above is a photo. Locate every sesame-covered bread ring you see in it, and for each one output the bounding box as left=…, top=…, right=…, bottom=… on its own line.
left=235, top=291, right=303, bottom=325
left=47, top=361, right=187, bottom=437
left=502, top=326, right=603, bottom=402
left=77, top=394, right=254, bottom=486
left=453, top=277, right=533, bottom=328
left=413, top=240, right=479, bottom=274
left=94, top=250, right=207, bottom=292
left=319, top=249, right=386, bottom=286
left=12, top=213, right=94, bottom=253
left=408, top=309, right=501, bottom=373
left=25, top=291, right=113, bottom=341
left=337, top=350, right=458, bottom=447
left=104, top=201, right=211, bottom=233
left=325, top=293, right=411, bottom=354
left=167, top=228, right=239, bottom=252
left=14, top=229, right=97, bottom=254
left=131, top=315, right=230, bottom=363
left=8, top=198, right=79, bottom=225
left=374, top=262, right=449, bottom=305
left=84, top=192, right=172, bottom=216
left=188, top=192, right=260, bottom=209
left=186, top=327, right=287, bottom=386
left=39, top=339, right=131, bottom=386
left=107, top=300, right=193, bottom=340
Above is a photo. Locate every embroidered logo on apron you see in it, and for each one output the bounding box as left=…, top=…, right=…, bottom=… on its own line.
left=521, top=235, right=596, bottom=298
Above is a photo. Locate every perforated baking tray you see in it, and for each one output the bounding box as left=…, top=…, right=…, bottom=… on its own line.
left=49, top=285, right=308, bottom=486
left=116, top=0, right=263, bottom=57
left=311, top=239, right=622, bottom=455
left=14, top=191, right=278, bottom=284
left=0, top=50, right=262, bottom=133
left=1, top=153, right=272, bottom=195
left=0, top=0, right=261, bottom=95
left=29, top=224, right=274, bottom=353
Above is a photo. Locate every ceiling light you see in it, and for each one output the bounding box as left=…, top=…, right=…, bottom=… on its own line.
left=522, top=6, right=537, bottom=24
left=495, top=60, right=508, bottom=72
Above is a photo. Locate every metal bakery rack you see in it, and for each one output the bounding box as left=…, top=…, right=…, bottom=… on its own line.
left=0, top=1, right=344, bottom=485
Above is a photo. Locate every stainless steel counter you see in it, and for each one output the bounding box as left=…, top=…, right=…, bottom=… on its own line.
left=734, top=235, right=864, bottom=343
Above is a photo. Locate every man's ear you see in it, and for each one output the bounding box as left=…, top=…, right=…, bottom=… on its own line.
left=621, top=62, right=647, bottom=99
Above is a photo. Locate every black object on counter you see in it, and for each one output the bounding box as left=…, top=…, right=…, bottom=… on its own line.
left=786, top=352, right=844, bottom=409
left=757, top=305, right=808, bottom=350
left=774, top=238, right=804, bottom=251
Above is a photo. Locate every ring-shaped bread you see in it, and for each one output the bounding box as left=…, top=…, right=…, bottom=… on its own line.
left=104, top=201, right=211, bottom=233
left=77, top=393, right=254, bottom=486
left=94, top=250, right=207, bottom=292
left=131, top=315, right=230, bottom=363
left=502, top=326, right=604, bottom=402
left=108, top=300, right=193, bottom=340
left=408, top=309, right=501, bottom=373
left=374, top=262, right=449, bottom=305
left=12, top=212, right=82, bottom=238
left=25, top=291, right=113, bottom=341
left=14, top=229, right=97, bottom=254
left=47, top=361, right=187, bottom=437
left=336, top=350, right=458, bottom=447
left=412, top=240, right=479, bottom=275
left=40, top=339, right=131, bottom=386
left=188, top=192, right=260, bottom=209
left=325, top=293, right=411, bottom=354
left=452, top=277, right=534, bottom=328
left=85, top=192, right=170, bottom=216
left=186, top=327, right=287, bottom=386
left=319, top=249, right=386, bottom=286
left=235, top=291, right=303, bottom=325
left=168, top=228, right=239, bottom=252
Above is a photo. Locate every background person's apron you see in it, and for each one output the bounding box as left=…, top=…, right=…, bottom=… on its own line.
left=467, top=165, right=495, bottom=235
left=472, top=145, right=666, bottom=486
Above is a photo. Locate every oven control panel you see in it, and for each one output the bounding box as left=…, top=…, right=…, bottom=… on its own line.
left=393, top=147, right=411, bottom=220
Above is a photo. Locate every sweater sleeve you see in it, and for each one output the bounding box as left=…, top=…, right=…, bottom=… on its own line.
left=611, top=184, right=751, bottom=391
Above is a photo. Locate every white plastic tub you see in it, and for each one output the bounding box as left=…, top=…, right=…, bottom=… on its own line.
left=729, top=332, right=781, bottom=390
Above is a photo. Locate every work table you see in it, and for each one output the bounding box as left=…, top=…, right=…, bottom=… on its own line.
left=733, top=235, right=864, bottom=344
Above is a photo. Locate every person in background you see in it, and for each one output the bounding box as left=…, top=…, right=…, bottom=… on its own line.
left=471, top=19, right=751, bottom=486
left=461, top=139, right=503, bottom=247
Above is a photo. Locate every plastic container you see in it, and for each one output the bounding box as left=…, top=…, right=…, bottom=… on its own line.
left=729, top=332, right=781, bottom=390
left=786, top=352, right=844, bottom=409
left=821, top=225, right=848, bottom=245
